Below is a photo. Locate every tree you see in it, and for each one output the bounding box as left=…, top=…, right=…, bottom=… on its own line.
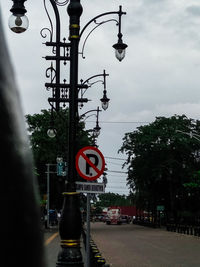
left=96, top=192, right=131, bottom=207
left=26, top=109, right=92, bottom=208
left=119, top=115, right=200, bottom=223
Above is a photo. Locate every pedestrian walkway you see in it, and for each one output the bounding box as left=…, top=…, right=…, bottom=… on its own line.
left=44, top=228, right=86, bottom=267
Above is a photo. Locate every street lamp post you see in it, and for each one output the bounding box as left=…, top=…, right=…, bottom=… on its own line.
left=9, top=0, right=127, bottom=266
left=57, top=2, right=84, bottom=266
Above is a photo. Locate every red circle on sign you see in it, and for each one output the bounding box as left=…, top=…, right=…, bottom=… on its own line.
left=76, top=146, right=105, bottom=181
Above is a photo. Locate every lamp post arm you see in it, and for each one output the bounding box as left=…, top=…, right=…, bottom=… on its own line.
left=84, top=114, right=95, bottom=121
left=79, top=70, right=109, bottom=100
left=81, top=71, right=109, bottom=86
left=79, top=108, right=102, bottom=119
left=79, top=7, right=126, bottom=39
left=79, top=6, right=127, bottom=59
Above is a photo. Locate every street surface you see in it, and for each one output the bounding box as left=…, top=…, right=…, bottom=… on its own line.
left=91, top=222, right=200, bottom=267
left=44, top=223, right=200, bottom=267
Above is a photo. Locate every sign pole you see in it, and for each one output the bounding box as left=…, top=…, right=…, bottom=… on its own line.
left=47, top=164, right=50, bottom=229
left=86, top=193, right=91, bottom=267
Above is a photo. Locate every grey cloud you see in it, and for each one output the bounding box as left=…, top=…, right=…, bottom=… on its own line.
left=142, top=0, right=168, bottom=5
left=186, top=5, right=200, bottom=17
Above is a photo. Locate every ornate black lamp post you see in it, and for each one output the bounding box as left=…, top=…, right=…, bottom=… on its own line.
left=9, top=0, right=127, bottom=266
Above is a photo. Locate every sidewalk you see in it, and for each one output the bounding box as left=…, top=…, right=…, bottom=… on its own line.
left=44, top=227, right=87, bottom=267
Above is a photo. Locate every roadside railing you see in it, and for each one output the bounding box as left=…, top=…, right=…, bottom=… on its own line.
left=132, top=219, right=157, bottom=228
left=82, top=227, right=110, bottom=266
left=166, top=223, right=200, bottom=237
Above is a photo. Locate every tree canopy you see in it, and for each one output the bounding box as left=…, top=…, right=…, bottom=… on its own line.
left=119, top=115, right=200, bottom=223
left=96, top=192, right=132, bottom=208
left=26, top=109, right=92, bottom=208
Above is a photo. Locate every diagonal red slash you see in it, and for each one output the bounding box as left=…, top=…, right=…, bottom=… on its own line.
left=80, top=152, right=101, bottom=176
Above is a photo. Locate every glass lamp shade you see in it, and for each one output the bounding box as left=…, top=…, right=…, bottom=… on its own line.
left=93, top=126, right=101, bottom=137
left=115, top=48, right=126, bottom=62
left=100, top=95, right=110, bottom=111
left=8, top=14, right=29, bottom=33
left=113, top=41, right=128, bottom=62
left=47, top=128, right=56, bottom=138
left=101, top=100, right=109, bottom=111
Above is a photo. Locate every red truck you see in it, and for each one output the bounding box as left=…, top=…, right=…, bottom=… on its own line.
left=106, top=207, right=122, bottom=225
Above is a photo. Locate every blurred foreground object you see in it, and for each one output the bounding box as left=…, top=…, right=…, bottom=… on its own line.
left=0, top=8, right=44, bottom=267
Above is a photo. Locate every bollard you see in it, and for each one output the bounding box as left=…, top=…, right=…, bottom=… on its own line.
left=174, top=224, right=177, bottom=232
left=186, top=226, right=189, bottom=235
left=97, top=258, right=106, bottom=266
left=91, top=248, right=100, bottom=266
left=190, top=226, right=193, bottom=235
left=198, top=227, right=200, bottom=237
left=94, top=253, right=102, bottom=266
left=195, top=227, right=198, bottom=236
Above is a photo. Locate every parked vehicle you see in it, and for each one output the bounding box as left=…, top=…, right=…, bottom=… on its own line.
left=121, top=215, right=130, bottom=224
left=106, top=208, right=122, bottom=225
left=49, top=209, right=58, bottom=225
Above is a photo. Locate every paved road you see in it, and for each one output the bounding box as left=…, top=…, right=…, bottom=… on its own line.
left=91, top=222, right=200, bottom=267
left=43, top=223, right=200, bottom=267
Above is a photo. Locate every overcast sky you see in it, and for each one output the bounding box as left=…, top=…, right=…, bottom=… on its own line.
left=2, top=0, right=200, bottom=195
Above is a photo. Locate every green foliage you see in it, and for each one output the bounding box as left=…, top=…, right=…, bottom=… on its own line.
left=97, top=192, right=131, bottom=207
left=183, top=171, right=200, bottom=191
left=26, top=109, right=92, bottom=163
left=183, top=182, right=199, bottom=188
left=119, top=115, right=200, bottom=221
left=26, top=109, right=92, bottom=207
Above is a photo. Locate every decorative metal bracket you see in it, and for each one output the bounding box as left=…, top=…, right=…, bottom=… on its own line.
left=79, top=5, right=126, bottom=59
left=79, top=70, right=109, bottom=97
left=78, top=70, right=109, bottom=109
left=41, top=0, right=71, bottom=111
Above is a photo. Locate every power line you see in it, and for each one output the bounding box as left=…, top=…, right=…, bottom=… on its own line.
left=106, top=161, right=123, bottom=166
left=107, top=174, right=127, bottom=177
left=105, top=156, right=126, bottom=161
left=106, top=188, right=129, bottom=190
left=107, top=170, right=127, bottom=174
left=105, top=190, right=129, bottom=194
left=87, top=121, right=149, bottom=124
left=108, top=182, right=127, bottom=184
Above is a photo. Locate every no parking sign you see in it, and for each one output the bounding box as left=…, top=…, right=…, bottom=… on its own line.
left=76, top=146, right=105, bottom=181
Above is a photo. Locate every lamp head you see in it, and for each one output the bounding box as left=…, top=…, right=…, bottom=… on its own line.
left=9, top=0, right=29, bottom=33
left=100, top=93, right=110, bottom=111
left=93, top=125, right=101, bottom=137
left=113, top=40, right=128, bottom=62
left=9, top=14, right=29, bottom=33
left=47, top=128, right=56, bottom=138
